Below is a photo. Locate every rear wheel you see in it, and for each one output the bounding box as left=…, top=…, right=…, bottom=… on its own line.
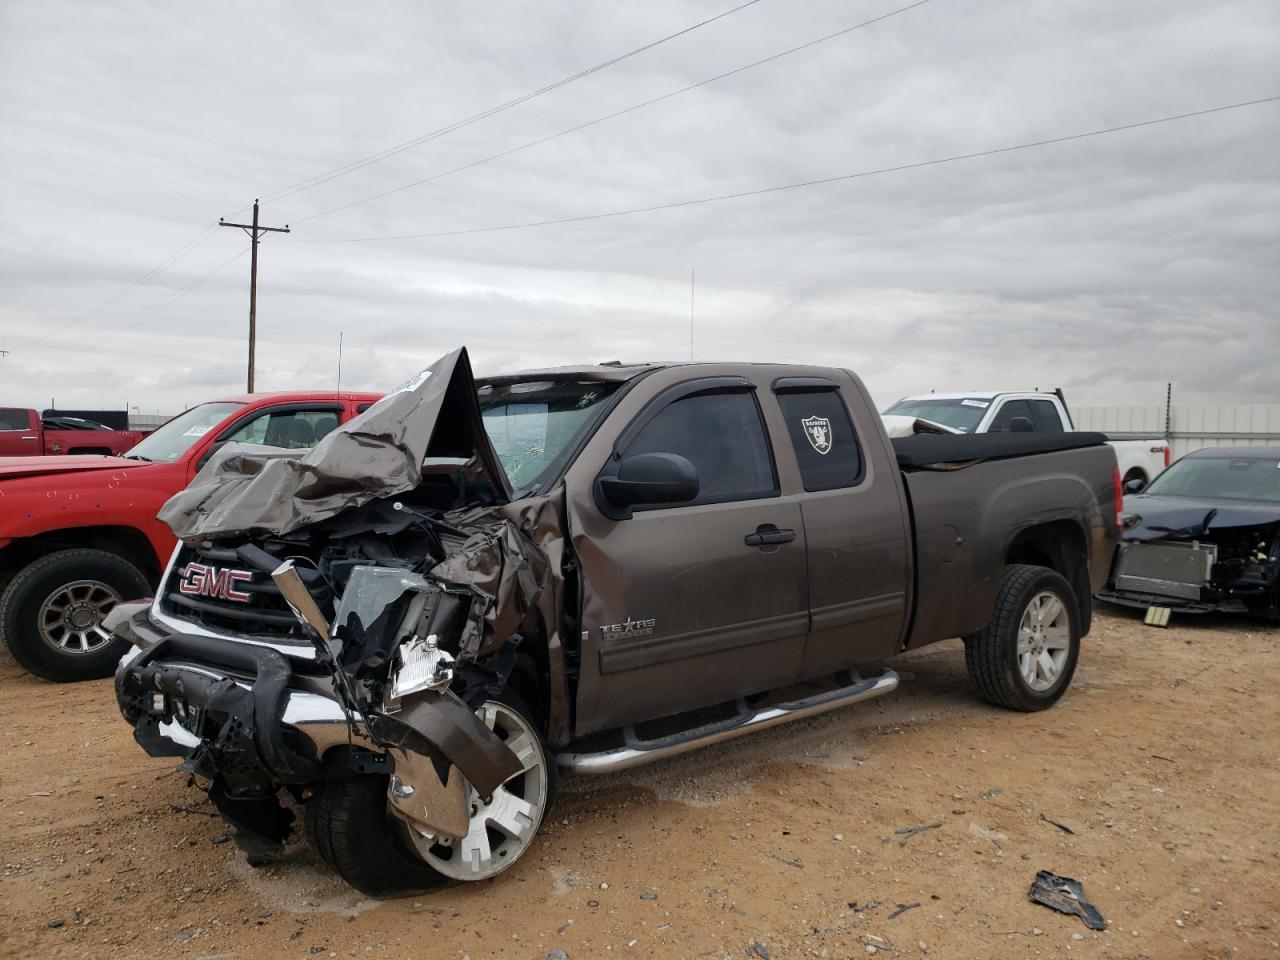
left=1122, top=468, right=1148, bottom=492
left=0, top=549, right=151, bottom=682
left=307, top=689, right=554, bottom=895
left=964, top=564, right=1080, bottom=711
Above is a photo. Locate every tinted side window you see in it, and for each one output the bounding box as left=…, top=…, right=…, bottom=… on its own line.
left=776, top=391, right=863, bottom=491
left=625, top=391, right=776, bottom=503
left=0, top=409, right=31, bottom=431
left=1029, top=399, right=1064, bottom=433
left=990, top=399, right=1034, bottom=432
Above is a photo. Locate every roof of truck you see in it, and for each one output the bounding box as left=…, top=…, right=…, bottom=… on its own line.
left=481, top=360, right=865, bottom=386
left=479, top=362, right=666, bottom=385
left=213, top=390, right=383, bottom=404
left=897, top=390, right=1052, bottom=401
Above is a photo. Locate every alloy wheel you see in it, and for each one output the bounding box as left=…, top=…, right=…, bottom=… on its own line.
left=37, top=580, right=122, bottom=654
left=405, top=699, right=548, bottom=881
left=1017, top=590, right=1071, bottom=691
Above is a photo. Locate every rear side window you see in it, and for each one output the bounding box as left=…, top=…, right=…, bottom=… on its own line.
left=625, top=390, right=776, bottom=503
left=1029, top=399, right=1064, bottom=433
left=776, top=391, right=864, bottom=491
left=0, top=409, right=30, bottom=431
left=990, top=399, right=1034, bottom=432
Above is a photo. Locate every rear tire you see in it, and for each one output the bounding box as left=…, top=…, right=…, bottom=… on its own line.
left=306, top=689, right=554, bottom=896
left=0, top=549, right=151, bottom=682
left=964, top=564, right=1080, bottom=711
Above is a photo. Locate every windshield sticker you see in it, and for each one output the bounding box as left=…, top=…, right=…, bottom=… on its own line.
left=391, top=369, right=432, bottom=394
left=961, top=399, right=990, bottom=408
left=182, top=425, right=213, bottom=437
left=801, top=415, right=833, bottom=455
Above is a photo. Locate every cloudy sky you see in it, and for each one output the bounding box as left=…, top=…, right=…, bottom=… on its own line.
left=1, top=0, right=1277, bottom=416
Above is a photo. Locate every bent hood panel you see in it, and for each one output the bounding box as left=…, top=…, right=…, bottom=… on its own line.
left=158, top=347, right=511, bottom=540
left=1122, top=494, right=1280, bottom=541
left=0, top=455, right=146, bottom=480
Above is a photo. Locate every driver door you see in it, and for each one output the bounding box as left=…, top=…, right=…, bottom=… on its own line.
left=565, top=376, right=809, bottom=735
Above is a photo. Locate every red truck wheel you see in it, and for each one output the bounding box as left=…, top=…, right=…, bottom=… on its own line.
left=0, top=549, right=151, bottom=682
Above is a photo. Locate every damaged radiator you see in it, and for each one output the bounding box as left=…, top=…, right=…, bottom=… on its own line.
left=1114, top=541, right=1216, bottom=600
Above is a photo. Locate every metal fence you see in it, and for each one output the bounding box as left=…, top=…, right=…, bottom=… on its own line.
left=128, top=414, right=172, bottom=433
left=1072, top=404, right=1280, bottom=459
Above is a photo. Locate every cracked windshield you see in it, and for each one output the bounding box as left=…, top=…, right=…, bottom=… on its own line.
left=479, top=379, right=619, bottom=493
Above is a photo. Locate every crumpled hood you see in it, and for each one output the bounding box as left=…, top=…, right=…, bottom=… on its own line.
left=1122, top=494, right=1280, bottom=541
left=158, top=347, right=512, bottom=540
left=0, top=455, right=147, bottom=481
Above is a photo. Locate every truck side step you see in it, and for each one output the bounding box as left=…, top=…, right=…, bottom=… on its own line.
left=556, top=670, right=899, bottom=774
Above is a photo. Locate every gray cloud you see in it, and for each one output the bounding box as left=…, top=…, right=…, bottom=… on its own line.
left=1, top=0, right=1277, bottom=415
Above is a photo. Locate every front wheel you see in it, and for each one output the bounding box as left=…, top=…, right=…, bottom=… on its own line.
left=307, top=690, right=554, bottom=895
left=964, top=564, right=1080, bottom=711
left=0, top=549, right=151, bottom=682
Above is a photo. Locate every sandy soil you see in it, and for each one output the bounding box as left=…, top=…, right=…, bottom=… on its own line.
left=2, top=608, right=1277, bottom=960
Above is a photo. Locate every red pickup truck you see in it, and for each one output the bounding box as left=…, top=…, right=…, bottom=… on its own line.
left=0, top=390, right=379, bottom=681
left=0, top=408, right=144, bottom=457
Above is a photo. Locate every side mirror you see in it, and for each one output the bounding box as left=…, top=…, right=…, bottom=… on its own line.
left=1008, top=416, right=1034, bottom=433
left=598, top=452, right=699, bottom=518
left=1124, top=477, right=1146, bottom=494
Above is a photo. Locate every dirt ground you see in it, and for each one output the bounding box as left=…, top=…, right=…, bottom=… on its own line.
left=2, top=608, right=1277, bottom=960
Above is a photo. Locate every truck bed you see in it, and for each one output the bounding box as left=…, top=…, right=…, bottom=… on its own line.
left=893, top=433, right=1117, bottom=649
left=891, top=431, right=1109, bottom=468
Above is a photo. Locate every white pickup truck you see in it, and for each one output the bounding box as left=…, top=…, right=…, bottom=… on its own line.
left=883, top=390, right=1171, bottom=490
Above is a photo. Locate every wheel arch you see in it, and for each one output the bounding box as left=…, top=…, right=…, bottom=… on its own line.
left=0, top=526, right=163, bottom=593
left=1004, top=518, right=1092, bottom=635
left=1121, top=465, right=1149, bottom=486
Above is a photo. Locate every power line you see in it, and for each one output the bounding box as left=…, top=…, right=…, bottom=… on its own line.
left=0, top=246, right=250, bottom=353
left=27, top=221, right=221, bottom=346
left=10, top=4, right=763, bottom=346
left=289, top=95, right=1280, bottom=244
left=109, top=248, right=249, bottom=337
left=261, top=0, right=766, bottom=204
left=1, top=321, right=313, bottom=381
left=2, top=332, right=255, bottom=376
left=294, top=0, right=932, bottom=224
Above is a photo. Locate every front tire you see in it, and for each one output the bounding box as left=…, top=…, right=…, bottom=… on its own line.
left=307, top=689, right=555, bottom=895
left=0, top=549, right=151, bottom=682
left=964, top=564, right=1080, bottom=711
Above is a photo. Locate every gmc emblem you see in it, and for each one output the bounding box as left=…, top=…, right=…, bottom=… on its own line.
left=178, top=562, right=253, bottom=603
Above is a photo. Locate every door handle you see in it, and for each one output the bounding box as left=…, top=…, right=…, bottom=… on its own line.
left=744, top=528, right=796, bottom=547
left=21, top=435, right=38, bottom=440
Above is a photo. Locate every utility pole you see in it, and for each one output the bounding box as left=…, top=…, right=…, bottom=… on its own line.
left=220, top=200, right=290, bottom=392
left=336, top=331, right=344, bottom=394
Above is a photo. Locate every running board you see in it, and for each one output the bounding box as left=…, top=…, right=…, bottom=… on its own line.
left=556, top=670, right=899, bottom=774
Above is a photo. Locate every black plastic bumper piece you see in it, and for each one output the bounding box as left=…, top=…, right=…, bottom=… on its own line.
left=117, top=630, right=321, bottom=785
left=1095, top=587, right=1247, bottom=615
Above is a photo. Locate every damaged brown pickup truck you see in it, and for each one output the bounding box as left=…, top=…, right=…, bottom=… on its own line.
left=111, top=349, right=1121, bottom=894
